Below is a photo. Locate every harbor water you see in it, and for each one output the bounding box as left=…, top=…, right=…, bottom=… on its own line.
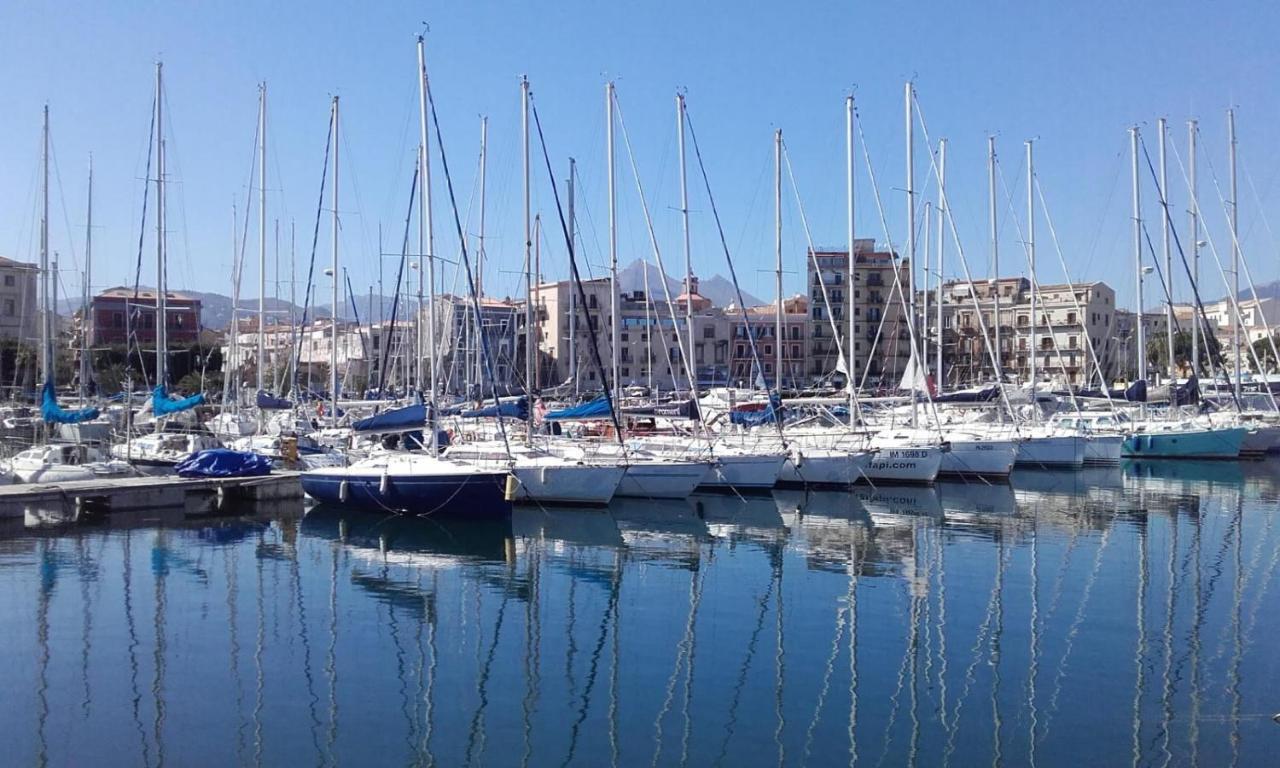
left=2, top=460, right=1279, bottom=766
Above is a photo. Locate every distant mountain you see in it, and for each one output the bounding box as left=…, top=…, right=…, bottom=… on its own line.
left=618, top=259, right=682, bottom=299
left=615, top=258, right=764, bottom=308
left=698, top=274, right=763, bottom=309
left=1237, top=280, right=1280, bottom=302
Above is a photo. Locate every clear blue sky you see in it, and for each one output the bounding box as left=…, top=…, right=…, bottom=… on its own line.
left=2, top=1, right=1277, bottom=315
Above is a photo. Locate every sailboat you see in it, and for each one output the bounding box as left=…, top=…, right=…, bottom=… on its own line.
left=300, top=42, right=513, bottom=515
left=110, top=64, right=212, bottom=473
left=13, top=107, right=131, bottom=484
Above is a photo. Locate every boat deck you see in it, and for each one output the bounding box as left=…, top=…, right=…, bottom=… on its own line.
left=0, top=472, right=303, bottom=526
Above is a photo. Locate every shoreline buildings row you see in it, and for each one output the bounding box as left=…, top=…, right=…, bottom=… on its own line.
left=3, top=245, right=1277, bottom=396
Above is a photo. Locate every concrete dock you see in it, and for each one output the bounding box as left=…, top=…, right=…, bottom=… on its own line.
left=0, top=472, right=303, bottom=527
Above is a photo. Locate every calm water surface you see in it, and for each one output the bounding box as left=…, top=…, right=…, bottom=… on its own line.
left=2, top=460, right=1279, bottom=766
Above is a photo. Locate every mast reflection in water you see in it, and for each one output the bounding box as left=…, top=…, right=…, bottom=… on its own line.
left=1, top=460, right=1279, bottom=766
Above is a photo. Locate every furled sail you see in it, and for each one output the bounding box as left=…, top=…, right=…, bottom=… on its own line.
left=153, top=385, right=206, bottom=416
left=40, top=379, right=100, bottom=424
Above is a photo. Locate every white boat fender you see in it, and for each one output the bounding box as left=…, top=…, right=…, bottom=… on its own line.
left=339, top=479, right=349, bottom=502
left=504, top=473, right=521, bottom=501
left=380, top=472, right=390, bottom=495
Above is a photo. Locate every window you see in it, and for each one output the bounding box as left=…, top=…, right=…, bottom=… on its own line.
left=2, top=299, right=12, bottom=317
left=3, top=275, right=13, bottom=287
left=703, top=326, right=715, bottom=339
left=588, top=295, right=598, bottom=309
left=1070, top=335, right=1078, bottom=349
left=792, top=344, right=800, bottom=358
left=790, top=327, right=799, bottom=340
left=621, top=332, right=629, bottom=342
left=1067, top=312, right=1077, bottom=324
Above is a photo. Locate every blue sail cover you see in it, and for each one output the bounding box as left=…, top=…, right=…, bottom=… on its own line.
left=176, top=449, right=273, bottom=479
left=352, top=402, right=427, bottom=433
left=153, top=385, right=205, bottom=416
left=461, top=397, right=528, bottom=420
left=40, top=379, right=100, bottom=424
left=256, top=390, right=293, bottom=410
left=545, top=396, right=611, bottom=421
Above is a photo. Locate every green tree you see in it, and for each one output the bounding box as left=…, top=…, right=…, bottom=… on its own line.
left=1147, top=329, right=1221, bottom=376
left=1251, top=334, right=1280, bottom=372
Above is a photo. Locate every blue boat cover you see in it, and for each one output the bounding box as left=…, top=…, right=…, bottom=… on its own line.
left=461, top=397, right=528, bottom=419
left=256, top=390, right=293, bottom=410
left=729, top=393, right=783, bottom=426
left=153, top=385, right=206, bottom=416
left=352, top=402, right=427, bottom=433
left=545, top=396, right=611, bottom=421
left=1079, top=379, right=1147, bottom=403
left=40, top=379, right=100, bottom=424
left=176, top=449, right=273, bottom=479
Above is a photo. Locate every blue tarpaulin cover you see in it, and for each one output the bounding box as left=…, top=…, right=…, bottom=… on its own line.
left=729, top=393, right=783, bottom=426
left=175, top=449, right=273, bottom=478
left=40, top=379, right=100, bottom=424
left=153, top=386, right=206, bottom=416
left=256, top=390, right=293, bottom=410
left=545, top=396, right=612, bottom=421
left=352, top=402, right=427, bottom=433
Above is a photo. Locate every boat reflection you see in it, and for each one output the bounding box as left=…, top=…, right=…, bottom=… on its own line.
left=1, top=459, right=1277, bottom=767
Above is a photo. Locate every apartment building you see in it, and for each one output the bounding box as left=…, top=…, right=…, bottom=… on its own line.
left=935, top=279, right=1118, bottom=386
left=0, top=256, right=38, bottom=342
left=806, top=239, right=912, bottom=390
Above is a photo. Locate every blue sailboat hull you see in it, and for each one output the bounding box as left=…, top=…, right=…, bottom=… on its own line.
left=300, top=471, right=512, bottom=516
left=1121, top=426, right=1245, bottom=459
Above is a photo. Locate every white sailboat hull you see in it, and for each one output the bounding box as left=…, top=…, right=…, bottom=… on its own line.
left=862, top=446, right=943, bottom=484
left=939, top=439, right=1017, bottom=477
left=699, top=453, right=786, bottom=491
left=1015, top=435, right=1084, bottom=468
left=1083, top=434, right=1123, bottom=464
left=777, top=448, right=870, bottom=487
left=616, top=461, right=709, bottom=499
left=510, top=462, right=625, bottom=505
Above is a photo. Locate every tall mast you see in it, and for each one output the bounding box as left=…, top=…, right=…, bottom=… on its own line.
left=155, top=63, right=167, bottom=387
left=904, top=82, right=917, bottom=426
left=39, top=105, right=50, bottom=385
left=677, top=94, right=698, bottom=403
left=289, top=220, right=296, bottom=391
left=257, top=82, right=267, bottom=395
left=1131, top=126, right=1146, bottom=385
left=607, top=82, right=621, bottom=406
left=1027, top=139, right=1036, bottom=399
left=845, top=96, right=856, bottom=414
left=1227, top=109, right=1240, bottom=401
left=1158, top=117, right=1174, bottom=381
left=521, top=76, right=533, bottom=438
left=477, top=115, right=488, bottom=395
left=988, top=136, right=1001, bottom=379
left=774, top=128, right=783, bottom=392
left=228, top=204, right=238, bottom=413
left=416, top=36, right=437, bottom=442
left=1188, top=121, right=1200, bottom=374
left=936, top=138, right=946, bottom=388
left=81, top=155, right=93, bottom=400
left=329, top=96, right=339, bottom=420
left=567, top=159, right=577, bottom=392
